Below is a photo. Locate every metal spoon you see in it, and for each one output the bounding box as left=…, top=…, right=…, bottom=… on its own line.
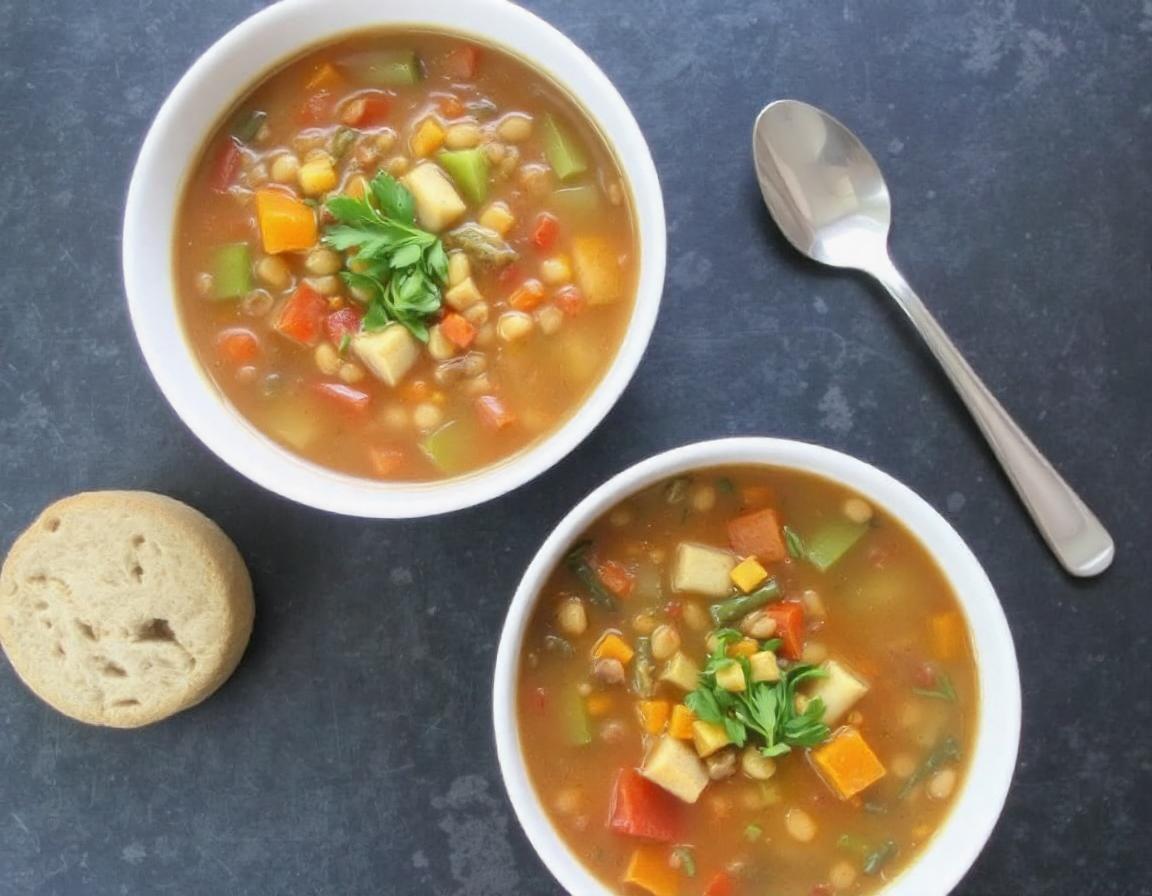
left=753, top=99, right=1114, bottom=577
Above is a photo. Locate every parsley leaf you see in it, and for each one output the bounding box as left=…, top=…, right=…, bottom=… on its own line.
left=323, top=172, right=447, bottom=342
left=912, top=672, right=957, bottom=703
left=784, top=525, right=807, bottom=560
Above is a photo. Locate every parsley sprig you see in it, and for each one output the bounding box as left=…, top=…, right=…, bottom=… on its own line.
left=323, top=172, right=448, bottom=342
left=685, top=630, right=830, bottom=757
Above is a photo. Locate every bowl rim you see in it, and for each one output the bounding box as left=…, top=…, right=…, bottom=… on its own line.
left=493, top=436, right=1021, bottom=896
left=122, top=0, right=666, bottom=518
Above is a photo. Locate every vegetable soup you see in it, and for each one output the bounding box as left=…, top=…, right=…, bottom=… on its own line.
left=175, top=31, right=637, bottom=480
left=517, top=466, right=978, bottom=896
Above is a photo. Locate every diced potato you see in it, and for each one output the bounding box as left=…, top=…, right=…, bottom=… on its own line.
left=808, top=659, right=870, bottom=726
left=447, top=251, right=470, bottom=287
left=571, top=235, right=625, bottom=304
left=641, top=736, right=710, bottom=803
left=351, top=324, right=420, bottom=387
left=672, top=542, right=737, bottom=597
left=730, top=557, right=769, bottom=593
left=692, top=720, right=731, bottom=758
left=714, top=662, right=746, bottom=693
left=658, top=651, right=700, bottom=692
left=265, top=401, right=322, bottom=450
left=444, top=276, right=484, bottom=310
left=478, top=201, right=515, bottom=236
left=749, top=651, right=780, bottom=683
left=400, top=163, right=466, bottom=232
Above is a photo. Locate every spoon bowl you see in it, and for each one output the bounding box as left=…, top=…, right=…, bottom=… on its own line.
left=752, top=99, right=1113, bottom=577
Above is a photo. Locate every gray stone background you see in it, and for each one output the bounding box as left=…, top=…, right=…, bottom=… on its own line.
left=1, top=0, right=1149, bottom=893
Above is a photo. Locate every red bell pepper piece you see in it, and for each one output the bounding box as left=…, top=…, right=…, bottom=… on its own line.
left=704, top=871, right=735, bottom=896
left=313, top=382, right=371, bottom=413
left=444, top=45, right=481, bottom=79
left=766, top=602, right=805, bottom=660
left=275, top=283, right=328, bottom=346
left=341, top=91, right=392, bottom=127
left=532, top=213, right=559, bottom=250
left=474, top=395, right=516, bottom=431
left=608, top=769, right=681, bottom=843
left=215, top=327, right=261, bottom=364
left=210, top=139, right=242, bottom=193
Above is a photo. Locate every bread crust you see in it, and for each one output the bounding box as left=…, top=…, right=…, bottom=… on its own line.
left=0, top=491, right=254, bottom=728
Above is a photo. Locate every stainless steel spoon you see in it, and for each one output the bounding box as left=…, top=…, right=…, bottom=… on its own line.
left=753, top=99, right=1113, bottom=577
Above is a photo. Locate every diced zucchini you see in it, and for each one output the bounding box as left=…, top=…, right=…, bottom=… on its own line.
left=808, top=659, right=869, bottom=726
left=542, top=114, right=588, bottom=181
left=421, top=420, right=476, bottom=475
left=349, top=49, right=421, bottom=86
left=641, top=736, right=709, bottom=803
left=551, top=185, right=602, bottom=218
left=565, top=688, right=592, bottom=746
left=571, top=235, right=625, bottom=305
left=659, top=651, right=700, bottom=692
left=352, top=324, right=420, bottom=386
left=211, top=243, right=251, bottom=299
left=805, top=519, right=869, bottom=571
left=264, top=400, right=321, bottom=451
left=400, top=163, right=466, bottom=232
left=671, top=542, right=737, bottom=598
left=691, top=720, right=731, bottom=758
left=437, top=149, right=489, bottom=205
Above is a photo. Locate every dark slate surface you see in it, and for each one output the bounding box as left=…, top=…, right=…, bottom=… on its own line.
left=0, top=0, right=1149, bottom=893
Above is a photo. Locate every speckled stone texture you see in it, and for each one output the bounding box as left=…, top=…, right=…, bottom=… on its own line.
left=0, top=1, right=1149, bottom=893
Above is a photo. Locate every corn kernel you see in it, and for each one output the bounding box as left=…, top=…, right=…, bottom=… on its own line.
left=299, top=159, right=337, bottom=196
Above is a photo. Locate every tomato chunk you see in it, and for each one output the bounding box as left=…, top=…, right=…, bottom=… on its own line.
left=210, top=139, right=242, bottom=193
left=313, top=382, right=370, bottom=413
left=532, top=213, right=559, bottom=250
left=703, top=871, right=735, bottom=896
left=475, top=394, right=515, bottom=430
left=444, top=45, right=481, bottom=79
left=597, top=560, right=634, bottom=598
left=341, top=91, right=392, bottom=127
left=766, top=602, right=805, bottom=660
left=275, top=283, right=328, bottom=346
left=608, top=769, right=681, bottom=842
left=325, top=307, right=364, bottom=346
left=368, top=445, right=405, bottom=477
left=554, top=285, right=586, bottom=316
left=215, top=327, right=260, bottom=364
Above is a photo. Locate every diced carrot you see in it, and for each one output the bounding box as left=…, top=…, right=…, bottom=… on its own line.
left=274, top=282, right=327, bottom=346
left=313, top=382, right=371, bottom=412
left=256, top=188, right=318, bottom=254
left=532, top=213, right=559, bottom=250
left=726, top=638, right=759, bottom=659
left=410, top=117, right=445, bottom=157
left=611, top=771, right=681, bottom=843
left=325, top=307, right=363, bottom=346
left=703, top=870, right=734, bottom=896
left=475, top=394, right=516, bottom=430
left=593, top=632, right=634, bottom=665
left=509, top=279, right=546, bottom=311
left=554, top=284, right=586, bottom=316
left=440, top=311, right=476, bottom=348
left=444, top=45, right=482, bottom=80
left=597, top=560, right=635, bottom=597
left=623, top=845, right=679, bottom=896
left=668, top=705, right=696, bottom=740
left=727, top=508, right=786, bottom=562
left=340, top=90, right=392, bottom=127
left=210, top=139, right=242, bottom=193
left=637, top=700, right=670, bottom=735
left=305, top=62, right=343, bottom=91
left=436, top=94, right=466, bottom=118
left=215, top=327, right=260, bottom=364
left=369, top=446, right=405, bottom=477
left=931, top=611, right=966, bottom=661
left=766, top=602, right=805, bottom=660
left=585, top=693, right=614, bottom=717
left=811, top=726, right=887, bottom=800
left=297, top=89, right=334, bottom=124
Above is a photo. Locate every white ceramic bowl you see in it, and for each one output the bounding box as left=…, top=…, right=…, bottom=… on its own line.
left=123, top=0, right=665, bottom=518
left=494, top=437, right=1020, bottom=895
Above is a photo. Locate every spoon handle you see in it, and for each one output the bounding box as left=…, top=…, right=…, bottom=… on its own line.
left=870, top=256, right=1114, bottom=577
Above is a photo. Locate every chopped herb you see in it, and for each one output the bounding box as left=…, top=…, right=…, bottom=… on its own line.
left=783, top=525, right=807, bottom=561
left=912, top=671, right=957, bottom=703
left=338, top=333, right=351, bottom=355
left=744, top=822, right=763, bottom=842
left=759, top=637, right=783, bottom=653
left=543, top=635, right=573, bottom=656
left=563, top=540, right=616, bottom=610
left=716, top=476, right=735, bottom=495
left=709, top=580, right=782, bottom=626
left=331, top=126, right=358, bottom=158
left=631, top=636, right=655, bottom=698
left=231, top=109, right=267, bottom=143
left=323, top=172, right=448, bottom=342
left=663, top=476, right=691, bottom=505
left=837, top=834, right=871, bottom=856
left=863, top=840, right=898, bottom=875
left=672, top=846, right=696, bottom=878
left=686, top=648, right=830, bottom=758
left=899, top=736, right=960, bottom=799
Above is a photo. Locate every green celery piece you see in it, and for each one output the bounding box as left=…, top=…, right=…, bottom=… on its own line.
left=352, top=49, right=421, bottom=86
left=804, top=518, right=869, bottom=571
left=565, top=688, right=592, bottom=746
left=437, top=149, right=489, bottom=204
left=420, top=420, right=476, bottom=474
left=550, top=185, right=601, bottom=217
left=211, top=243, right=251, bottom=299
left=542, top=114, right=588, bottom=181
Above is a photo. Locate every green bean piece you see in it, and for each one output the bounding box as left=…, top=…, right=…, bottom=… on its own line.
left=863, top=840, right=898, bottom=875
left=671, top=847, right=696, bottom=878
left=544, top=635, right=573, bottom=656
left=631, top=636, right=655, bottom=698
left=331, top=126, right=358, bottom=159
left=899, top=736, right=961, bottom=799
left=563, top=540, right=616, bottom=610
left=663, top=476, right=691, bottom=504
left=231, top=109, right=267, bottom=143
left=709, top=580, right=782, bottom=626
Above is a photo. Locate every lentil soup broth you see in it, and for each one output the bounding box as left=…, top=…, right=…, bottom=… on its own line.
left=175, top=30, right=638, bottom=481
left=517, top=465, right=979, bottom=896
